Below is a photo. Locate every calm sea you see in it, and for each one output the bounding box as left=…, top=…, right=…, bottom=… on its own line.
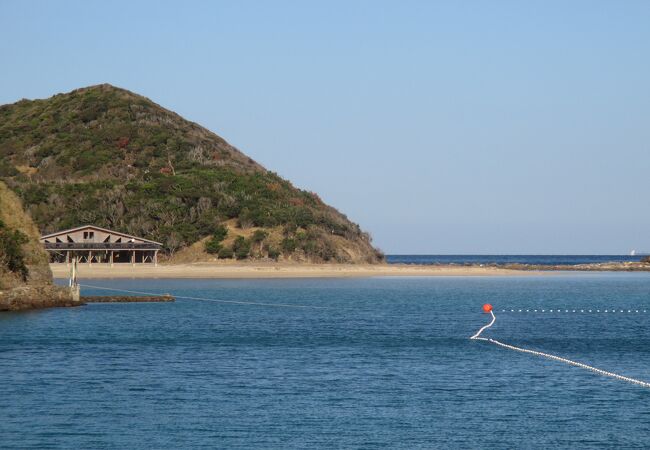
left=2, top=275, right=650, bottom=448
left=387, top=254, right=643, bottom=265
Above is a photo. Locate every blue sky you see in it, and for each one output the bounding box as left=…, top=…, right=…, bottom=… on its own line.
left=1, top=1, right=649, bottom=254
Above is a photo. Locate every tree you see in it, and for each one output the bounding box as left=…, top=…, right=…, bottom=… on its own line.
left=204, top=224, right=228, bottom=254
left=212, top=224, right=228, bottom=242
left=165, top=232, right=184, bottom=256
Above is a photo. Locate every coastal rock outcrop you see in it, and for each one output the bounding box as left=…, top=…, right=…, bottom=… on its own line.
left=0, top=284, right=78, bottom=311
left=0, top=182, right=74, bottom=311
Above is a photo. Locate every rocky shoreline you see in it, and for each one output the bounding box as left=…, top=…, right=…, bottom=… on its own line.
left=0, top=285, right=80, bottom=312
left=0, top=290, right=176, bottom=312
left=440, top=262, right=650, bottom=272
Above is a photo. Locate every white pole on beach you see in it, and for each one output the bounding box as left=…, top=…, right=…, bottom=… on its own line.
left=70, top=257, right=80, bottom=302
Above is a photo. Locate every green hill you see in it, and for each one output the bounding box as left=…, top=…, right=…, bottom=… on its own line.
left=0, top=84, right=383, bottom=263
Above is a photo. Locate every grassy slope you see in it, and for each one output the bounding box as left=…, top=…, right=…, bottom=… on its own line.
left=0, top=84, right=383, bottom=263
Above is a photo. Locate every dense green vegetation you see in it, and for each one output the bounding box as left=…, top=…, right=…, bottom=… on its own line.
left=205, top=225, right=228, bottom=254
left=0, top=84, right=383, bottom=263
left=0, top=219, right=29, bottom=281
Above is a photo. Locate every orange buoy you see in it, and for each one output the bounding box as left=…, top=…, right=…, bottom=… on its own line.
left=482, top=303, right=493, bottom=313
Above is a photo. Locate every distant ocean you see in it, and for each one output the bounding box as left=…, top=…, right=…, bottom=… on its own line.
left=386, top=254, right=643, bottom=265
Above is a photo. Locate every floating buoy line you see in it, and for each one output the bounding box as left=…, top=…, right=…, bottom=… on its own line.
left=471, top=303, right=650, bottom=389
left=499, top=309, right=647, bottom=313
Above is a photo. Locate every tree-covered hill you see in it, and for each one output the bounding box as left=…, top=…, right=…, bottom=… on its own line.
left=0, top=84, right=383, bottom=263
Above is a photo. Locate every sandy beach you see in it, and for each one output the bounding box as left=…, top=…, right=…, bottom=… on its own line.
left=49, top=262, right=545, bottom=279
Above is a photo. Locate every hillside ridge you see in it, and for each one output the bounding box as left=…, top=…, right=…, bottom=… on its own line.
left=0, top=84, right=383, bottom=263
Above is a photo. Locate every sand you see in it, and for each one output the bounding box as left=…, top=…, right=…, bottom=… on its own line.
left=50, top=262, right=546, bottom=279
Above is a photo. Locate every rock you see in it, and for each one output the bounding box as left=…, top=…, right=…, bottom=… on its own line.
left=0, top=285, right=81, bottom=312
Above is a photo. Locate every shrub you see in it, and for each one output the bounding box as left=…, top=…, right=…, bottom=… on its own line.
left=204, top=240, right=222, bottom=254
left=218, top=246, right=234, bottom=259
left=283, top=223, right=297, bottom=236
left=0, top=221, right=29, bottom=281
left=212, top=224, right=228, bottom=242
left=237, top=208, right=254, bottom=229
left=204, top=224, right=228, bottom=253
left=21, top=185, right=49, bottom=205
left=320, top=240, right=338, bottom=261
left=233, top=236, right=251, bottom=260
left=251, top=229, right=268, bottom=243
left=117, top=137, right=130, bottom=149
left=302, top=239, right=318, bottom=256
left=293, top=208, right=314, bottom=228
left=281, top=237, right=297, bottom=253
left=267, top=246, right=280, bottom=261
left=0, top=160, right=18, bottom=177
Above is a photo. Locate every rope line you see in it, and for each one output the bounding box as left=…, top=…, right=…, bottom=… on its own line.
left=79, top=284, right=332, bottom=309
left=470, top=310, right=496, bottom=339
left=500, top=309, right=647, bottom=313
left=470, top=310, right=650, bottom=388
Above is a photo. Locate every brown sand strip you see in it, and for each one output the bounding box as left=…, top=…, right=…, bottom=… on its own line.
left=51, top=263, right=547, bottom=279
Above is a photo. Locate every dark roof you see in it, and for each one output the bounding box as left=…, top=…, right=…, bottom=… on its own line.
left=40, top=225, right=163, bottom=245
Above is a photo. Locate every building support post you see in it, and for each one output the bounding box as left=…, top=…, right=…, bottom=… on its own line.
left=110, top=250, right=114, bottom=267
left=154, top=250, right=158, bottom=267
left=131, top=250, right=135, bottom=266
left=66, top=251, right=70, bottom=267
left=88, top=250, right=92, bottom=266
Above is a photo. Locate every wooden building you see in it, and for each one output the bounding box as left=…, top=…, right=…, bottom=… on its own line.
left=40, top=225, right=162, bottom=266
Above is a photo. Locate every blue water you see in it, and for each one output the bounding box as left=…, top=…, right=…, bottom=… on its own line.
left=387, top=254, right=643, bottom=265
left=2, top=274, right=650, bottom=448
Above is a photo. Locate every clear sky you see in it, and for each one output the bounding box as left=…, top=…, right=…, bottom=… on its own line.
left=1, top=1, right=649, bottom=254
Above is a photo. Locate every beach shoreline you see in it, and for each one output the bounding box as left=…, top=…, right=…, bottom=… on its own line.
left=50, top=262, right=554, bottom=279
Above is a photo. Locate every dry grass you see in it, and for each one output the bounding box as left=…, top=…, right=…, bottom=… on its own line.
left=168, top=220, right=284, bottom=263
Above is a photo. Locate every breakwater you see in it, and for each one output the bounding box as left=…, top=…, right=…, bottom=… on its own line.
left=82, top=295, right=175, bottom=303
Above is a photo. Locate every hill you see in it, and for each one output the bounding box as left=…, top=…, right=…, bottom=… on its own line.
left=0, top=181, right=73, bottom=310
left=0, top=84, right=383, bottom=263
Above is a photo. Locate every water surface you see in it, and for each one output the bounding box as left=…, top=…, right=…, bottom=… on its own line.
left=2, top=274, right=650, bottom=448
left=387, top=254, right=642, bottom=265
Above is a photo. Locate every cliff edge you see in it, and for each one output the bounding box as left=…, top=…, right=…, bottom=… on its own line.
left=0, top=182, right=74, bottom=311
